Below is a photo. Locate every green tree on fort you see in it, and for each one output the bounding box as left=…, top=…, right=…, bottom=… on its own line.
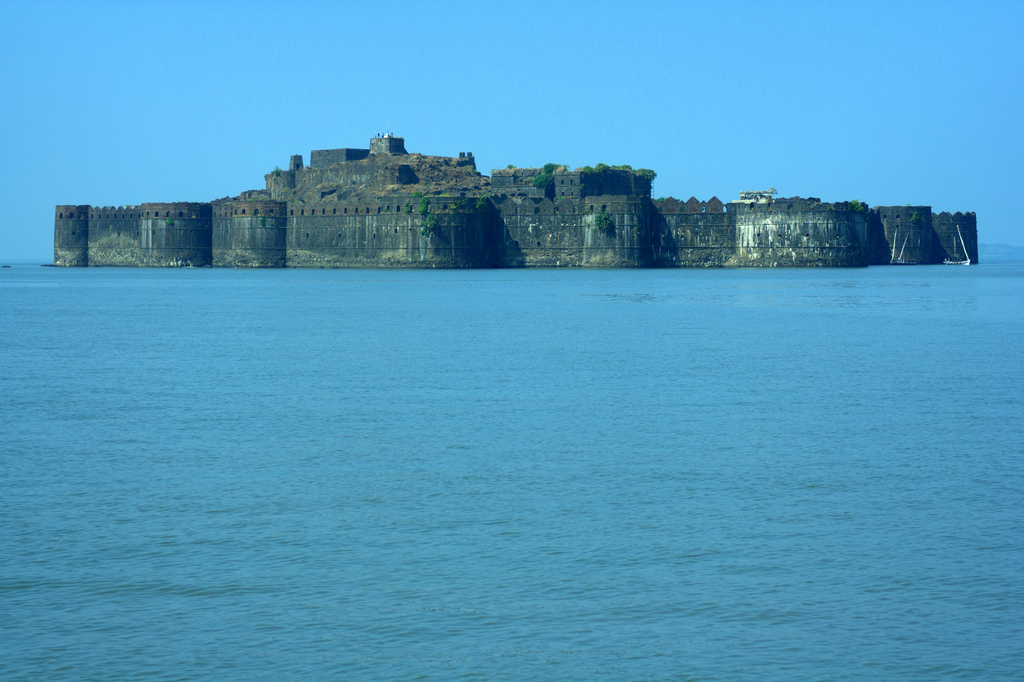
left=531, top=163, right=566, bottom=189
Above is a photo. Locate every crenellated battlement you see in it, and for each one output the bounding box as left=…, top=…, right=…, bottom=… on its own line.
left=653, top=197, right=727, bottom=215
left=931, top=210, right=978, bottom=264
left=87, top=206, right=142, bottom=219
left=56, top=205, right=91, bottom=219
left=139, top=202, right=212, bottom=219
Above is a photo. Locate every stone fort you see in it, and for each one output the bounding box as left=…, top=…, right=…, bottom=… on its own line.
left=54, top=135, right=978, bottom=268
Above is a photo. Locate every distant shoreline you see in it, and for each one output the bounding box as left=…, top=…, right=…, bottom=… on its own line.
left=979, top=243, right=1024, bottom=260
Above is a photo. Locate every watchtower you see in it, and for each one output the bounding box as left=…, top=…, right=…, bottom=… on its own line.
left=370, top=134, right=408, bottom=156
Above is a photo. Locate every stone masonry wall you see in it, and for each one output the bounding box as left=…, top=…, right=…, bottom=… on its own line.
left=137, top=203, right=213, bottom=267
left=273, top=164, right=418, bottom=198
left=310, top=148, right=369, bottom=167
left=873, top=206, right=937, bottom=264
left=53, top=205, right=91, bottom=266
left=655, top=213, right=734, bottom=267
left=494, top=195, right=650, bottom=267
left=369, top=137, right=407, bottom=155
left=731, top=202, right=868, bottom=267
left=213, top=200, right=287, bottom=267
left=932, top=211, right=978, bottom=264
left=285, top=199, right=494, bottom=268
left=87, top=206, right=141, bottom=266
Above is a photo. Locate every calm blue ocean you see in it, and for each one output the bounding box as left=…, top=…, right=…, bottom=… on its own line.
left=1, top=263, right=1022, bottom=680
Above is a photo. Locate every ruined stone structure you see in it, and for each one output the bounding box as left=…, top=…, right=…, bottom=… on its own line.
left=54, top=136, right=978, bottom=268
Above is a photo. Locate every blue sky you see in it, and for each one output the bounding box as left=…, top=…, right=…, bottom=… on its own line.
left=2, top=0, right=1022, bottom=259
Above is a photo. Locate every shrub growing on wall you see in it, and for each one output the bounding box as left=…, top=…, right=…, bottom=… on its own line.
left=594, top=211, right=615, bottom=236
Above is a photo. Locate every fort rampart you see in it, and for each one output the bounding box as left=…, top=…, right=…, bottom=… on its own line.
left=54, top=136, right=978, bottom=269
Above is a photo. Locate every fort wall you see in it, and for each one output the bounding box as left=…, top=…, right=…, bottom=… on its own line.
left=494, top=195, right=650, bottom=267
left=213, top=200, right=287, bottom=267
left=491, top=168, right=652, bottom=201
left=285, top=204, right=494, bottom=268
left=730, top=201, right=869, bottom=267
left=932, top=211, right=978, bottom=263
left=53, top=136, right=978, bottom=270
left=655, top=212, right=734, bottom=267
left=137, top=203, right=213, bottom=267
left=87, top=206, right=140, bottom=266
left=286, top=164, right=419, bottom=196
left=53, top=205, right=91, bottom=266
left=311, top=148, right=369, bottom=167
left=872, top=206, right=937, bottom=264
left=370, top=136, right=407, bottom=155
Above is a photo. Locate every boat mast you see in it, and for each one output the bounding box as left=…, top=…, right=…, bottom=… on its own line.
left=957, top=226, right=971, bottom=265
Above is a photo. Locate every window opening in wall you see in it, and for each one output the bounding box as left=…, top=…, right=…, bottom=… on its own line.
left=178, top=211, right=183, bottom=217
left=344, top=208, right=347, bottom=214
left=537, top=241, right=541, bottom=246
left=333, top=208, right=336, bottom=214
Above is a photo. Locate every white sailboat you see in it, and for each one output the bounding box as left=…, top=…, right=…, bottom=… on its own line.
left=944, top=226, right=971, bottom=265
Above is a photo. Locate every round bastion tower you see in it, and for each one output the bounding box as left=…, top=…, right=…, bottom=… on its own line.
left=213, top=200, right=287, bottom=267
left=873, top=206, right=935, bottom=264
left=138, top=203, right=213, bottom=266
left=54, top=205, right=91, bottom=266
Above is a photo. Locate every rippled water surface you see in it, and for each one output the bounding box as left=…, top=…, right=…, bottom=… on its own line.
left=2, top=264, right=1023, bottom=680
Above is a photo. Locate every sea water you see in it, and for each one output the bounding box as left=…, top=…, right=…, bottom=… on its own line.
left=1, top=263, right=1022, bottom=680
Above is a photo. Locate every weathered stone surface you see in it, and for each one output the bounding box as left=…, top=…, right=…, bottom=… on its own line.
left=53, top=136, right=978, bottom=268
